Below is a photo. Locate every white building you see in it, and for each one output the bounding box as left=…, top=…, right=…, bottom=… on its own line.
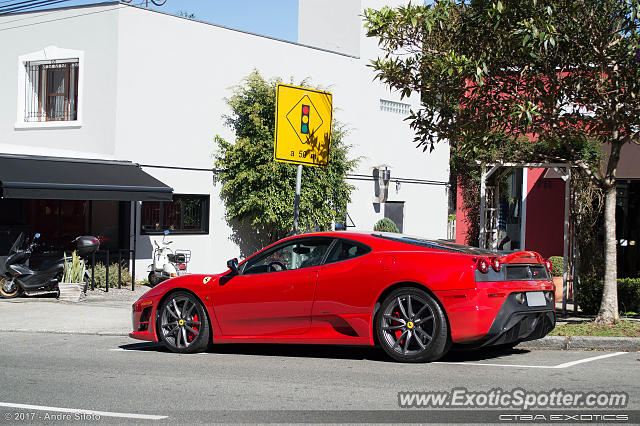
left=0, top=1, right=449, bottom=280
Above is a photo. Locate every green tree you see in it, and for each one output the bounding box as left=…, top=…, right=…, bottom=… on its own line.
left=214, top=71, right=357, bottom=253
left=364, top=0, right=640, bottom=323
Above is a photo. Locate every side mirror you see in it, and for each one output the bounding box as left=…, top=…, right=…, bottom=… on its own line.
left=34, top=233, right=40, bottom=239
left=226, top=258, right=239, bottom=275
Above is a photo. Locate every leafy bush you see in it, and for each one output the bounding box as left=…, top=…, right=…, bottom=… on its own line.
left=576, top=278, right=640, bottom=315
left=549, top=256, right=564, bottom=277
left=89, top=262, right=132, bottom=289
left=373, top=218, right=399, bottom=233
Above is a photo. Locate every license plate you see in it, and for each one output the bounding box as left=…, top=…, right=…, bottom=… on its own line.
left=526, top=291, right=546, bottom=307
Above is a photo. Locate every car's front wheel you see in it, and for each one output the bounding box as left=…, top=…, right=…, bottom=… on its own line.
left=157, top=291, right=210, bottom=353
left=376, top=287, right=450, bottom=362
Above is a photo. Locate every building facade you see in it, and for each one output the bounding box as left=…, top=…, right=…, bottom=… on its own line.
left=0, top=1, right=450, bottom=279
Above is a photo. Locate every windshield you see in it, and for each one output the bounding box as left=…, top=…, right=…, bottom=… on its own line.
left=9, top=233, right=26, bottom=253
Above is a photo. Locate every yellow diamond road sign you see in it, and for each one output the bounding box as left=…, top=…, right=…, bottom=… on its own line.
left=274, top=84, right=332, bottom=167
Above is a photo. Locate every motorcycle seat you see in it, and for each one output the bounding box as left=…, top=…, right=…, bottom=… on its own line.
left=167, top=254, right=186, bottom=263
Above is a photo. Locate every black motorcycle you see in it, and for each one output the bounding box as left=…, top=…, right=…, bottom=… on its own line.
left=0, top=233, right=100, bottom=299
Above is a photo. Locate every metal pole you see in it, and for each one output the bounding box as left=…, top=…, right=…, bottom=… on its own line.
left=105, top=249, right=109, bottom=293
left=118, top=250, right=122, bottom=290
left=562, top=166, right=570, bottom=315
left=132, top=201, right=137, bottom=292
left=479, top=164, right=487, bottom=249
left=91, top=252, right=95, bottom=291
left=293, top=164, right=302, bottom=234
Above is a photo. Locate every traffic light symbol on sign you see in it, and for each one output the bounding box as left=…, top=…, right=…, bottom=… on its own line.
left=300, top=104, right=310, bottom=134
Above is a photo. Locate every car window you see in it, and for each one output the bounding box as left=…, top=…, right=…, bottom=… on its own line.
left=242, top=238, right=332, bottom=275
left=324, top=239, right=371, bottom=264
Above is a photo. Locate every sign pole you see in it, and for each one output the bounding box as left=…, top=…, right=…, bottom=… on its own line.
left=293, top=164, right=302, bottom=234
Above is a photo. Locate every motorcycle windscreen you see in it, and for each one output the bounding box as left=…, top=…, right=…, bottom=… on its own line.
left=9, top=233, right=25, bottom=254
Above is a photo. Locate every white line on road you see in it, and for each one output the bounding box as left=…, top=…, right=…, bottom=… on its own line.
left=435, top=351, right=627, bottom=369
left=552, top=351, right=626, bottom=368
left=0, top=402, right=167, bottom=420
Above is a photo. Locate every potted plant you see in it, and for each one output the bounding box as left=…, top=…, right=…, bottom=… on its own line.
left=59, top=251, right=86, bottom=302
left=549, top=256, right=564, bottom=302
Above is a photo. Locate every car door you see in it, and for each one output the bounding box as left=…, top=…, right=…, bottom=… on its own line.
left=311, top=238, right=375, bottom=335
left=213, top=237, right=334, bottom=336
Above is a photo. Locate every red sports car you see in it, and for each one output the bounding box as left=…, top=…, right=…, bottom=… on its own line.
left=130, top=232, right=556, bottom=362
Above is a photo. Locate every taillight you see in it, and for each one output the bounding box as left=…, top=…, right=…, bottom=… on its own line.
left=477, top=258, right=489, bottom=273
left=178, top=263, right=187, bottom=270
left=544, top=259, right=552, bottom=272
left=491, top=257, right=501, bottom=272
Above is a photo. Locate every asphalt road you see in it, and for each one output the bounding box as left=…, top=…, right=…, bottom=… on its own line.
left=0, top=331, right=638, bottom=424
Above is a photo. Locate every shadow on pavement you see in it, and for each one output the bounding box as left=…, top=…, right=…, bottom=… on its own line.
left=116, top=341, right=526, bottom=363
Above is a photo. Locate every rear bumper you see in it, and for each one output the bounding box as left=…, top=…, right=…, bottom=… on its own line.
left=461, top=293, right=555, bottom=348
left=436, top=280, right=555, bottom=344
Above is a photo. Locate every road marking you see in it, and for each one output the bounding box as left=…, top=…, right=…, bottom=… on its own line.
left=435, top=351, right=626, bottom=369
left=552, top=351, right=626, bottom=368
left=0, top=402, right=167, bottom=420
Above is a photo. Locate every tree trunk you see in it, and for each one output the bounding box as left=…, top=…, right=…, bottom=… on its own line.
left=596, top=183, right=619, bottom=324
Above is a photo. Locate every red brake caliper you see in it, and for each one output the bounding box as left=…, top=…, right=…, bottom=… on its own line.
left=393, top=311, right=402, bottom=340
left=188, top=314, right=199, bottom=342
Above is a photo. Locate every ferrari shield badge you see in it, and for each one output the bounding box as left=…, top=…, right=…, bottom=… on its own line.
left=203, top=276, right=211, bottom=284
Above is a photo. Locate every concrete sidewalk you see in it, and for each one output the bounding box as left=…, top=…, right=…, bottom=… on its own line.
left=0, top=286, right=149, bottom=336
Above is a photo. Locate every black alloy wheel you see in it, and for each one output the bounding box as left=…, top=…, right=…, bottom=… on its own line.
left=157, top=291, right=210, bottom=354
left=376, top=287, right=450, bottom=362
left=0, top=277, right=21, bottom=299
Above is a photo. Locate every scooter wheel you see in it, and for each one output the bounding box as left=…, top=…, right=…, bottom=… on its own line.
left=148, top=272, right=160, bottom=287
left=0, top=277, right=22, bottom=299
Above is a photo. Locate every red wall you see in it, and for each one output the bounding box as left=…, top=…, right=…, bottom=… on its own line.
left=455, top=169, right=565, bottom=257
left=524, top=168, right=565, bottom=258
left=455, top=179, right=472, bottom=245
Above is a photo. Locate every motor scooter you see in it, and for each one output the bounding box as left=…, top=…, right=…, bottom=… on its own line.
left=0, top=233, right=100, bottom=299
left=147, top=230, right=190, bottom=287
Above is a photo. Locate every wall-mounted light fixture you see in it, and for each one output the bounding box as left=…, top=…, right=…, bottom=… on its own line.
left=373, top=164, right=391, bottom=203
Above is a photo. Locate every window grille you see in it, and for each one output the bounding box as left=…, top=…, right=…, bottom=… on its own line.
left=24, top=61, right=79, bottom=122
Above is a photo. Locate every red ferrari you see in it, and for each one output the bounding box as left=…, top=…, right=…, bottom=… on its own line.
left=130, top=232, right=556, bottom=362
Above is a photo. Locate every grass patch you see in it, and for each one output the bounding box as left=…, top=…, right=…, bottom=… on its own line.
left=550, top=320, right=640, bottom=337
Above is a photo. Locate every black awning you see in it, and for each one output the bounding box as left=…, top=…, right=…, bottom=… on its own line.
left=0, top=154, right=173, bottom=201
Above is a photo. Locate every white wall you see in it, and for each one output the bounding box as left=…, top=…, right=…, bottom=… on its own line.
left=298, top=0, right=361, bottom=57
left=0, top=5, right=121, bottom=158
left=299, top=0, right=450, bottom=239
left=0, top=3, right=450, bottom=279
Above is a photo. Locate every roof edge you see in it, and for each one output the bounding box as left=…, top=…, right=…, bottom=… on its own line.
left=1, top=1, right=361, bottom=59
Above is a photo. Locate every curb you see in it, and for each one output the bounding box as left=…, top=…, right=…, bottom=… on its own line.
left=0, top=329, right=129, bottom=337
left=518, top=336, right=640, bottom=352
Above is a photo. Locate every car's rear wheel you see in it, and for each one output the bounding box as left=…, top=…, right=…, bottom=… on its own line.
left=376, top=287, right=450, bottom=362
left=0, top=277, right=22, bottom=299
left=157, top=291, right=210, bottom=354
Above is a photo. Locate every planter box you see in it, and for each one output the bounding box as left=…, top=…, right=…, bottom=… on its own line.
left=553, top=276, right=564, bottom=301
left=58, top=283, right=84, bottom=303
